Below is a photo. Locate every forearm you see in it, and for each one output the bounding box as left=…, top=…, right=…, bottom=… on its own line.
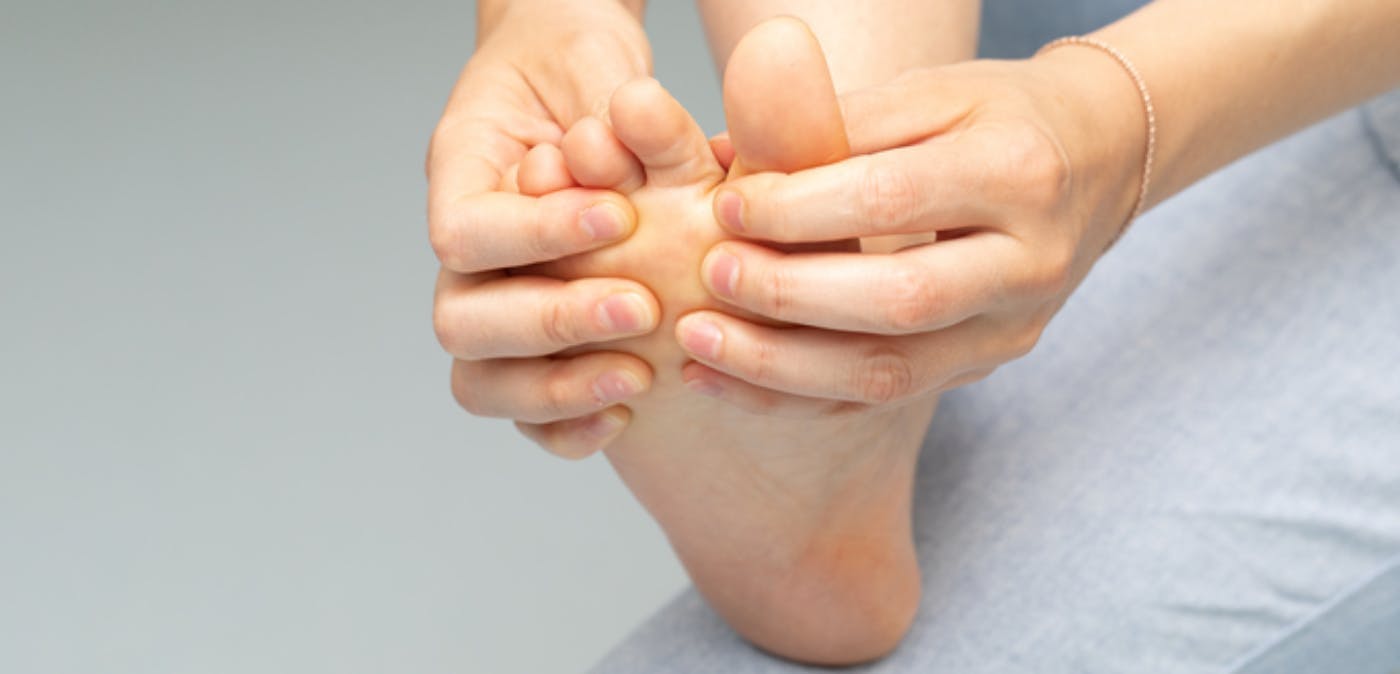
left=696, top=0, right=981, bottom=92
left=1081, top=0, right=1400, bottom=207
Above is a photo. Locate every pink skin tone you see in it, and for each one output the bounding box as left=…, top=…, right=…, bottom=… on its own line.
left=507, top=20, right=937, bottom=664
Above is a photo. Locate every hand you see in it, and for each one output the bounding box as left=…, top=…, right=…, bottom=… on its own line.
left=427, top=0, right=662, bottom=458
left=674, top=53, right=1148, bottom=416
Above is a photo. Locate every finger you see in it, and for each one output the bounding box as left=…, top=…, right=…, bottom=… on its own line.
left=674, top=310, right=1001, bottom=404
left=609, top=77, right=724, bottom=188
left=681, top=362, right=865, bottom=419
left=428, top=117, right=636, bottom=272
left=429, top=184, right=637, bottom=273
left=434, top=270, right=660, bottom=360
left=427, top=112, right=558, bottom=212
left=713, top=138, right=999, bottom=243
left=561, top=116, right=645, bottom=193
left=518, top=143, right=576, bottom=196
left=451, top=353, right=652, bottom=424
left=699, top=233, right=1029, bottom=335
left=516, top=406, right=632, bottom=461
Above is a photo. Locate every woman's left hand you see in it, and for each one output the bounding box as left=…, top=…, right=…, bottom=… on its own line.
left=675, top=53, right=1149, bottom=416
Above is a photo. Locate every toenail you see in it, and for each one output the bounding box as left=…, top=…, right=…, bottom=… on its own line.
left=716, top=190, right=744, bottom=232
left=597, top=293, right=651, bottom=333
left=679, top=317, right=724, bottom=361
left=579, top=203, right=626, bottom=241
left=705, top=250, right=740, bottom=298
left=592, top=370, right=644, bottom=405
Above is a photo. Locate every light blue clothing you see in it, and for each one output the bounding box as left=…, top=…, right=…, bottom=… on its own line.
left=590, top=2, right=1400, bottom=671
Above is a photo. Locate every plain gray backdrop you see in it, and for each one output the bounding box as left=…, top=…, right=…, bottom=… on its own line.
left=1, top=1, right=736, bottom=672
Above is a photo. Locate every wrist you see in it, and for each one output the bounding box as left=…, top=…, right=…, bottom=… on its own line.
left=1029, top=44, right=1151, bottom=249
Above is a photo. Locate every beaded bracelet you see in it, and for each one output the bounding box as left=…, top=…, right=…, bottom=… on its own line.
left=1037, top=36, right=1157, bottom=248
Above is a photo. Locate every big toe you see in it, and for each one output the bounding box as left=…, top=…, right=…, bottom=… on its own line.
left=723, top=16, right=849, bottom=176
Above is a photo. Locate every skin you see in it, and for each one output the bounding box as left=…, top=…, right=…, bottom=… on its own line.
left=430, top=1, right=979, bottom=664
left=429, top=0, right=661, bottom=454
left=678, top=0, right=1400, bottom=413
left=516, top=20, right=935, bottom=664
left=427, top=0, right=1400, bottom=664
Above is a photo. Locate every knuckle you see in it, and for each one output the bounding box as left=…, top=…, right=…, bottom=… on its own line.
left=852, top=348, right=916, bottom=404
left=1000, top=123, right=1071, bottom=210
left=522, top=207, right=570, bottom=262
left=739, top=335, right=780, bottom=386
left=1009, top=322, right=1046, bottom=359
left=537, top=365, right=578, bottom=419
left=1024, top=247, right=1075, bottom=298
left=431, top=300, right=460, bottom=354
left=427, top=211, right=467, bottom=269
left=450, top=364, right=488, bottom=415
left=879, top=265, right=936, bottom=333
left=540, top=298, right=583, bottom=348
left=857, top=160, right=921, bottom=233
left=757, top=264, right=796, bottom=319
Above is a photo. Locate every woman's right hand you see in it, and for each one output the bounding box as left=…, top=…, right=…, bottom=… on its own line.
left=428, top=0, right=659, bottom=458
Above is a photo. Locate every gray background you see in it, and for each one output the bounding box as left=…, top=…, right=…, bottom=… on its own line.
left=0, top=1, right=733, bottom=672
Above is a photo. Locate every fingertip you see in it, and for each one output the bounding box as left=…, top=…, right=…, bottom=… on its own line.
left=574, top=406, right=631, bottom=457
left=594, top=288, right=660, bottom=336
left=517, top=405, right=631, bottom=460
left=714, top=188, right=745, bottom=232
left=699, top=245, right=741, bottom=299
left=681, top=361, right=725, bottom=399
left=675, top=311, right=725, bottom=362
left=578, top=198, right=635, bottom=244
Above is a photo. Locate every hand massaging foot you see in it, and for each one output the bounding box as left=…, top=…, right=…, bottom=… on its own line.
left=520, top=18, right=939, bottom=664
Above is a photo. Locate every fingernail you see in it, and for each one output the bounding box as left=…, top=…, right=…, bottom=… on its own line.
left=597, top=293, right=652, bottom=333
left=584, top=410, right=626, bottom=440
left=592, top=370, right=643, bottom=405
left=678, top=317, right=723, bottom=360
left=704, top=250, right=740, bottom=298
left=715, top=190, right=744, bottom=232
left=685, top=376, right=724, bottom=398
left=579, top=203, right=626, bottom=241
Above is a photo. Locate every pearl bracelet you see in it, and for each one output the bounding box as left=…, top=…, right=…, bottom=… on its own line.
left=1037, top=36, right=1157, bottom=248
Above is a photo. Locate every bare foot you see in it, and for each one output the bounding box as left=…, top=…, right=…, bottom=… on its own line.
left=524, top=18, right=938, bottom=665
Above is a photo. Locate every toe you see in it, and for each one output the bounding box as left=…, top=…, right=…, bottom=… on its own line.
left=560, top=116, right=646, bottom=193
left=609, top=77, right=723, bottom=189
left=723, top=17, right=849, bottom=176
left=517, top=143, right=576, bottom=196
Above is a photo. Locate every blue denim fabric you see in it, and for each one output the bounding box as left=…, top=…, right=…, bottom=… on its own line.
left=590, top=2, right=1400, bottom=671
